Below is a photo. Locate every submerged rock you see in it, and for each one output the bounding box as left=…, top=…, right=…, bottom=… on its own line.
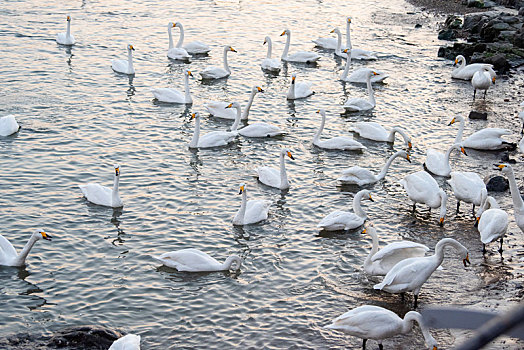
left=47, top=325, right=122, bottom=349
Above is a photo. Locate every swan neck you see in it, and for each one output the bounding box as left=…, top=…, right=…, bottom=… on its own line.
left=224, top=256, right=241, bottom=270
left=287, top=80, right=296, bottom=99
left=223, top=47, right=230, bottom=73
left=434, top=238, right=461, bottom=264
left=346, top=21, right=351, bottom=49
left=377, top=152, right=401, bottom=180
left=445, top=144, right=458, bottom=163
left=190, top=116, right=200, bottom=147
left=341, top=53, right=351, bottom=80
left=439, top=190, right=448, bottom=220
left=388, top=127, right=407, bottom=144
left=112, top=173, right=120, bottom=206
left=237, top=189, right=247, bottom=222
left=127, top=49, right=134, bottom=72
left=454, top=117, right=464, bottom=144
left=242, top=91, right=256, bottom=119
left=14, top=235, right=39, bottom=266
left=367, top=74, right=375, bottom=106
left=184, top=73, right=192, bottom=103
left=66, top=20, right=71, bottom=38
left=335, top=30, right=342, bottom=54
left=168, top=26, right=174, bottom=49
left=505, top=168, right=524, bottom=210
left=353, top=192, right=367, bottom=219
left=364, top=229, right=380, bottom=269
left=314, top=112, right=326, bottom=142
left=176, top=24, right=184, bottom=47
left=280, top=152, right=289, bottom=189
left=266, top=38, right=272, bottom=59
left=282, top=33, right=290, bottom=59
left=231, top=105, right=241, bottom=131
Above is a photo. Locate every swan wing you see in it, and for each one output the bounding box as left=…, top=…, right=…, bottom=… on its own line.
left=154, top=248, right=221, bottom=272
left=200, top=67, right=229, bottom=80
left=79, top=183, right=113, bottom=207
left=261, top=58, right=281, bottom=72
left=56, top=33, right=75, bottom=45
left=204, top=101, right=237, bottom=120
left=349, top=122, right=388, bottom=141
left=286, top=51, right=320, bottom=63
left=448, top=172, right=485, bottom=204
left=370, top=241, right=429, bottom=268
left=244, top=200, right=271, bottom=224
left=479, top=209, right=509, bottom=244
left=238, top=122, right=284, bottom=137
left=338, top=166, right=375, bottom=185
left=327, top=307, right=400, bottom=338
left=198, top=131, right=236, bottom=148
left=401, top=172, right=439, bottom=205
left=167, top=47, right=190, bottom=60
left=318, top=211, right=364, bottom=230
left=312, top=37, right=339, bottom=49
left=424, top=149, right=449, bottom=176
left=452, top=63, right=494, bottom=80
left=184, top=41, right=211, bottom=54
left=151, top=88, right=185, bottom=103
left=294, top=82, right=314, bottom=98
left=463, top=128, right=511, bottom=149
left=111, top=59, right=133, bottom=74
left=315, top=136, right=365, bottom=150
left=375, top=257, right=432, bottom=292
left=0, top=115, right=20, bottom=136
left=0, top=234, right=18, bottom=261
left=109, top=334, right=141, bottom=350
left=347, top=68, right=388, bottom=83
left=343, top=98, right=374, bottom=112
left=257, top=166, right=281, bottom=188
left=350, top=48, right=377, bottom=60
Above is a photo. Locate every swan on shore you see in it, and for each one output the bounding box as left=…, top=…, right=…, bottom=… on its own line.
left=447, top=172, right=487, bottom=213
left=401, top=171, right=447, bottom=226
left=232, top=183, right=271, bottom=225
left=451, top=55, right=495, bottom=80
left=257, top=149, right=294, bottom=190
left=338, top=151, right=410, bottom=186
left=56, top=15, right=76, bottom=45
left=475, top=195, right=508, bottom=254
left=154, top=248, right=242, bottom=272
left=317, top=189, right=373, bottom=231
left=0, top=229, right=52, bottom=266
left=497, top=164, right=524, bottom=233
left=449, top=115, right=511, bottom=150
left=79, top=164, right=123, bottom=208
left=472, top=66, right=495, bottom=100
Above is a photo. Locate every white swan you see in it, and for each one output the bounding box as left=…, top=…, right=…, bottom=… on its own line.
left=261, top=36, right=281, bottom=73
left=338, top=151, right=410, bottom=186
left=286, top=74, right=313, bottom=100
left=317, top=189, right=373, bottom=231
left=174, top=22, right=211, bottom=55
left=401, top=171, right=447, bottom=225
left=340, top=49, right=388, bottom=83
left=345, top=17, right=377, bottom=60
left=151, top=70, right=193, bottom=104
left=205, top=86, right=263, bottom=120
left=449, top=115, right=511, bottom=150
left=451, top=55, right=495, bottom=80
left=475, top=195, right=508, bottom=254
left=56, top=15, right=75, bottom=45
left=232, top=183, right=271, bottom=225
left=227, top=102, right=285, bottom=138
left=280, top=29, right=320, bottom=63
left=374, top=238, right=470, bottom=308
left=0, top=115, right=20, bottom=136
left=257, top=149, right=294, bottom=190
left=332, top=28, right=348, bottom=58
left=472, top=66, right=495, bottom=100
left=200, top=45, right=236, bottom=80
left=313, top=110, right=366, bottom=151
left=497, top=164, right=524, bottom=233
left=167, top=22, right=190, bottom=61
left=188, top=112, right=238, bottom=149
left=362, top=224, right=429, bottom=276
left=349, top=122, right=411, bottom=149
left=79, top=164, right=124, bottom=208
left=109, top=334, right=141, bottom=350
left=447, top=171, right=487, bottom=212
left=154, top=248, right=242, bottom=272
left=343, top=70, right=377, bottom=112
left=423, top=143, right=467, bottom=177
left=112, top=44, right=135, bottom=75
left=324, top=305, right=438, bottom=350
left=0, top=229, right=52, bottom=267
left=312, top=17, right=351, bottom=50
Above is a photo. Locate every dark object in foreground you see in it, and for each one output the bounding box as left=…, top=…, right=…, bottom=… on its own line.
left=486, top=175, right=509, bottom=192
left=468, top=111, right=487, bottom=120
left=47, top=325, right=122, bottom=349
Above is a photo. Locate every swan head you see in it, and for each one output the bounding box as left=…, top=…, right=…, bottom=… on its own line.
left=290, top=74, right=296, bottom=84
left=454, top=55, right=465, bottom=66
left=174, top=22, right=183, bottom=28
left=66, top=15, right=71, bottom=22
left=127, top=44, right=135, bottom=51
left=114, top=164, right=120, bottom=177
left=356, top=189, right=374, bottom=203
left=330, top=28, right=341, bottom=34
left=496, top=163, right=512, bottom=175
left=252, top=86, right=264, bottom=94
left=462, top=251, right=471, bottom=267
left=33, top=229, right=52, bottom=241
left=367, top=70, right=378, bottom=77
left=185, top=70, right=193, bottom=77
left=448, top=115, right=463, bottom=126
left=280, top=29, right=290, bottom=36
left=438, top=189, right=447, bottom=226
left=263, top=36, right=270, bottom=45
left=361, top=221, right=376, bottom=235
left=225, top=45, right=237, bottom=53
left=342, top=48, right=351, bottom=54
left=281, top=148, right=295, bottom=160
left=238, top=183, right=246, bottom=194
left=191, top=112, right=200, bottom=120
left=316, top=109, right=326, bottom=117
left=225, top=102, right=240, bottom=109
left=346, top=17, right=352, bottom=23
left=168, top=22, right=175, bottom=28
left=399, top=151, right=411, bottom=163
left=225, top=255, right=242, bottom=270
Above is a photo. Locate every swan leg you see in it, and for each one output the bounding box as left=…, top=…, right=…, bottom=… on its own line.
left=473, top=89, right=476, bottom=100
left=472, top=204, right=476, bottom=216
left=362, top=338, right=367, bottom=349
left=499, top=237, right=504, bottom=254
left=413, top=294, right=419, bottom=309
left=412, top=203, right=416, bottom=212
left=483, top=243, right=487, bottom=254
left=456, top=201, right=461, bottom=213
left=378, top=344, right=384, bottom=350
left=483, top=90, right=487, bottom=99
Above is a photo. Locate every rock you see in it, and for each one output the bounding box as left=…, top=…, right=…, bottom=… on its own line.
left=501, top=152, right=517, bottom=164
left=515, top=28, right=524, bottom=48
left=486, top=176, right=509, bottom=192
left=492, top=22, right=511, bottom=31
left=469, top=111, right=488, bottom=119
left=47, top=325, right=122, bottom=349
left=501, top=16, right=520, bottom=25
left=439, top=29, right=456, bottom=40
left=519, top=7, right=524, bottom=16
left=468, top=0, right=484, bottom=8
left=483, top=0, right=496, bottom=8
left=415, top=23, right=422, bottom=28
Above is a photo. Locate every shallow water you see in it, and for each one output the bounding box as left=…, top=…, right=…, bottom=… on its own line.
left=0, top=0, right=523, bottom=349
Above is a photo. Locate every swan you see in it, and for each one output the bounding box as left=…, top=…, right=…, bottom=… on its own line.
left=338, top=151, right=410, bottom=186
left=56, top=15, right=75, bottom=45
left=340, top=49, right=388, bottom=83
left=112, top=44, right=135, bottom=75
left=496, top=164, right=524, bottom=233
left=423, top=143, right=467, bottom=177
left=79, top=164, right=124, bottom=208
left=349, top=122, right=411, bottom=149
left=280, top=29, right=320, bottom=63
left=0, top=115, right=20, bottom=136
left=345, top=17, right=378, bottom=60
left=232, top=183, right=271, bottom=225
left=362, top=224, right=429, bottom=276
left=261, top=36, right=281, bottom=73
left=312, top=17, right=351, bottom=50
left=317, top=189, right=373, bottom=231
left=451, top=55, right=496, bottom=80
left=174, top=22, right=211, bottom=55
left=447, top=172, right=487, bottom=213
left=313, top=109, right=366, bottom=151
left=374, top=238, right=470, bottom=308
left=151, top=70, right=193, bottom=104
left=205, top=86, right=263, bottom=120
left=154, top=248, right=242, bottom=272
left=256, top=149, right=294, bottom=190
left=188, top=112, right=238, bottom=149
left=332, top=28, right=348, bottom=58
left=400, top=171, right=447, bottom=226
left=343, top=70, right=377, bottom=112
left=475, top=195, right=508, bottom=254
left=200, top=45, right=236, bottom=80
left=324, top=305, right=438, bottom=350
left=109, top=334, right=141, bottom=350
left=0, top=229, right=52, bottom=267
left=449, top=115, right=511, bottom=150
left=472, top=66, right=495, bottom=100
left=286, top=74, right=313, bottom=100
left=227, top=102, right=285, bottom=137
left=167, top=22, right=190, bottom=61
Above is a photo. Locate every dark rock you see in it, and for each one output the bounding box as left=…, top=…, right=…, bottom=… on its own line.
left=439, top=29, right=456, bottom=40
left=501, top=152, right=517, bottom=164
left=483, top=0, right=496, bottom=7
left=501, top=16, right=520, bottom=25
left=47, top=325, right=122, bottom=349
left=445, top=15, right=463, bottom=29
left=468, top=0, right=484, bottom=8
left=415, top=23, right=422, bottom=28
left=515, top=28, right=524, bottom=48
left=469, top=111, right=488, bottom=119
left=493, top=22, right=511, bottom=31
left=486, top=176, right=509, bottom=192
left=519, top=7, right=524, bottom=16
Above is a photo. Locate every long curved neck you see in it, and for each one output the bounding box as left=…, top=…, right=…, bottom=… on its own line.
left=242, top=91, right=256, bottom=119
left=190, top=116, right=200, bottom=147
left=505, top=167, right=524, bottom=210
left=434, top=238, right=461, bottom=265
left=314, top=112, right=326, bottom=142
left=231, top=105, right=241, bottom=131
left=13, top=235, right=39, bottom=266
left=237, top=190, right=247, bottom=222
left=127, top=50, right=134, bottom=72
left=66, top=21, right=71, bottom=38
left=459, top=57, right=466, bottom=69
left=279, top=153, right=289, bottom=189
left=366, top=75, right=375, bottom=106
left=335, top=31, right=342, bottom=54
left=445, top=145, right=459, bottom=164
left=454, top=117, right=464, bottom=144
left=340, top=53, right=351, bottom=80
left=364, top=228, right=379, bottom=267
left=266, top=38, right=272, bottom=59
left=346, top=21, right=351, bottom=49
left=176, top=24, right=184, bottom=47
left=168, top=26, right=174, bottom=49
left=112, top=173, right=120, bottom=205
left=183, top=74, right=192, bottom=103
left=353, top=192, right=367, bottom=218
left=377, top=152, right=401, bottom=180
left=388, top=127, right=408, bottom=144
left=223, top=256, right=241, bottom=270
left=223, top=47, right=230, bottom=73
left=282, top=33, right=290, bottom=59
left=288, top=81, right=296, bottom=99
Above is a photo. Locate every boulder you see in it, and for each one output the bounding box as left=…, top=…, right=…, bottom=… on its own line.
left=439, top=29, right=456, bottom=40
left=469, top=111, right=488, bottom=119
left=515, top=28, right=524, bottom=48
left=47, top=325, right=122, bottom=349
left=486, top=176, right=509, bottom=192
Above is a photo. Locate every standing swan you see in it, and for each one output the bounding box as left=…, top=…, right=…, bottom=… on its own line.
left=188, top=112, right=238, bottom=149
left=423, top=143, right=467, bottom=177
left=343, top=70, right=377, bottom=112
left=0, top=115, right=20, bottom=136
left=56, top=15, right=75, bottom=45
left=338, top=151, right=410, bottom=186
left=154, top=248, right=242, bottom=272
left=79, top=164, right=124, bottom=208
left=109, top=334, right=141, bottom=350
left=261, top=36, right=281, bottom=73
left=451, top=55, right=495, bottom=80
left=475, top=195, right=508, bottom=254
left=449, top=115, right=511, bottom=150
left=313, top=109, right=366, bottom=151
left=401, top=171, right=447, bottom=225
left=167, top=22, right=190, bottom=61
left=257, top=149, right=294, bottom=190
left=317, top=189, right=374, bottom=231
left=349, top=122, right=411, bottom=149
left=232, top=184, right=271, bottom=225
left=227, top=102, right=285, bottom=138
left=112, top=44, right=135, bottom=75
left=174, top=22, right=211, bottom=55
left=151, top=70, right=193, bottom=104
left=205, top=86, right=263, bottom=120
left=287, top=74, right=313, bottom=100
left=447, top=172, right=487, bottom=213
left=340, top=49, right=388, bottom=83
left=280, top=29, right=320, bottom=63
left=374, top=238, right=470, bottom=308
left=0, top=230, right=52, bottom=267
left=472, top=66, right=495, bottom=100
left=200, top=45, right=236, bottom=80
left=324, top=305, right=438, bottom=350
left=496, top=164, right=524, bottom=233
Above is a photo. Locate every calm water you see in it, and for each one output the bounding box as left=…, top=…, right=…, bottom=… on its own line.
left=0, top=0, right=523, bottom=349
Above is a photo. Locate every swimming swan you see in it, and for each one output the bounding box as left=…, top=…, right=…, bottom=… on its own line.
left=475, top=195, right=508, bottom=254
left=280, top=29, right=320, bottom=63
left=287, top=74, right=313, bottom=100
left=472, top=66, right=495, bottom=100
left=332, top=28, right=348, bottom=58
left=312, top=17, right=351, bottom=50
left=374, top=238, right=470, bottom=308
left=340, top=49, right=388, bottom=83
left=423, top=143, right=467, bottom=177
left=232, top=183, right=271, bottom=225
left=261, top=36, right=281, bottom=73
left=257, top=149, right=294, bottom=190
left=449, top=115, right=511, bottom=150
left=313, top=109, right=366, bottom=151
left=200, top=45, right=236, bottom=80
left=79, top=164, right=124, bottom=208
left=151, top=70, right=193, bottom=104
left=0, top=115, right=20, bottom=136
left=112, top=44, right=135, bottom=75
left=227, top=102, right=285, bottom=137
left=205, top=86, right=263, bottom=120
left=447, top=171, right=487, bottom=213
left=338, top=151, right=410, bottom=186
left=167, top=22, right=190, bottom=61
left=345, top=17, right=378, bottom=60
left=343, top=70, right=377, bottom=112
left=109, top=334, right=141, bottom=350
left=451, top=55, right=495, bottom=80
left=496, top=164, right=524, bottom=233
left=317, top=189, right=373, bottom=231
left=154, top=248, right=242, bottom=272
left=349, top=122, right=411, bottom=149
left=0, top=229, right=52, bottom=267
left=174, top=22, right=211, bottom=55
left=188, top=112, right=238, bottom=149
left=56, top=15, right=76, bottom=45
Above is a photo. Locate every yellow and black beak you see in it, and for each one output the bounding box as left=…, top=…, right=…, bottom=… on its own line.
left=433, top=346, right=438, bottom=350
left=492, top=76, right=496, bottom=84
left=130, top=45, right=135, bottom=51
left=496, top=164, right=506, bottom=171
left=225, top=103, right=233, bottom=109
left=41, top=232, right=52, bottom=241
left=280, top=31, right=286, bottom=36
left=448, top=117, right=456, bottom=126
left=115, top=167, right=120, bottom=176
left=408, top=141, right=412, bottom=150
left=361, top=228, right=367, bottom=234
left=453, top=59, right=458, bottom=66
left=239, top=185, right=245, bottom=195
left=368, top=194, right=374, bottom=202
left=263, top=39, right=267, bottom=45
left=372, top=71, right=378, bottom=76
left=191, top=113, right=196, bottom=119
left=474, top=216, right=480, bottom=227
left=230, top=47, right=237, bottom=52
left=187, top=70, right=193, bottom=77
left=172, top=22, right=176, bottom=27
left=463, top=253, right=470, bottom=267
left=330, top=29, right=335, bottom=33
left=347, top=18, right=351, bottom=23
left=343, top=48, right=348, bottom=53
left=257, top=87, right=264, bottom=92
left=439, top=217, right=444, bottom=226
left=461, top=147, right=468, bottom=156
left=67, top=16, right=71, bottom=21
left=287, top=151, right=295, bottom=160
left=406, top=153, right=411, bottom=163
left=291, top=76, right=296, bottom=82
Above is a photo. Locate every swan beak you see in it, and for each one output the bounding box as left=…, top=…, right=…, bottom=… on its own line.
left=280, top=31, right=286, bottom=36
left=316, top=110, right=320, bottom=113
left=129, top=45, right=135, bottom=51
left=448, top=117, right=456, bottom=126
left=343, top=49, right=348, bottom=53
left=474, top=217, right=480, bottom=227
left=347, top=18, right=351, bottom=23
left=257, top=87, right=264, bottom=92
left=239, top=185, right=244, bottom=194
left=461, top=147, right=468, bottom=156
left=408, top=141, right=412, bottom=149
left=463, top=254, right=471, bottom=267
left=263, top=39, right=267, bottom=45
left=492, top=76, right=496, bottom=84
left=406, top=153, right=411, bottom=163
left=361, top=228, right=367, bottom=234
left=287, top=151, right=295, bottom=160
left=433, top=347, right=438, bottom=350
left=115, top=167, right=120, bottom=176
left=172, top=23, right=176, bottom=27
left=67, top=16, right=71, bottom=21
left=496, top=164, right=506, bottom=170
left=191, top=113, right=196, bottom=119
left=230, top=47, right=237, bottom=52
left=330, top=29, right=335, bottom=33
left=453, top=59, right=458, bottom=66
left=225, top=103, right=233, bottom=109
left=291, top=76, right=296, bottom=82
left=372, top=71, right=378, bottom=76
left=439, top=217, right=444, bottom=226
left=368, top=195, right=374, bottom=202
left=187, top=70, right=193, bottom=77
left=41, top=232, right=52, bottom=241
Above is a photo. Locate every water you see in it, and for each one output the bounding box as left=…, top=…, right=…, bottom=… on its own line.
left=0, top=0, right=523, bottom=348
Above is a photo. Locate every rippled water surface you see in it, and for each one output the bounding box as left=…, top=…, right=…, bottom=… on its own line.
left=1, top=0, right=523, bottom=349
